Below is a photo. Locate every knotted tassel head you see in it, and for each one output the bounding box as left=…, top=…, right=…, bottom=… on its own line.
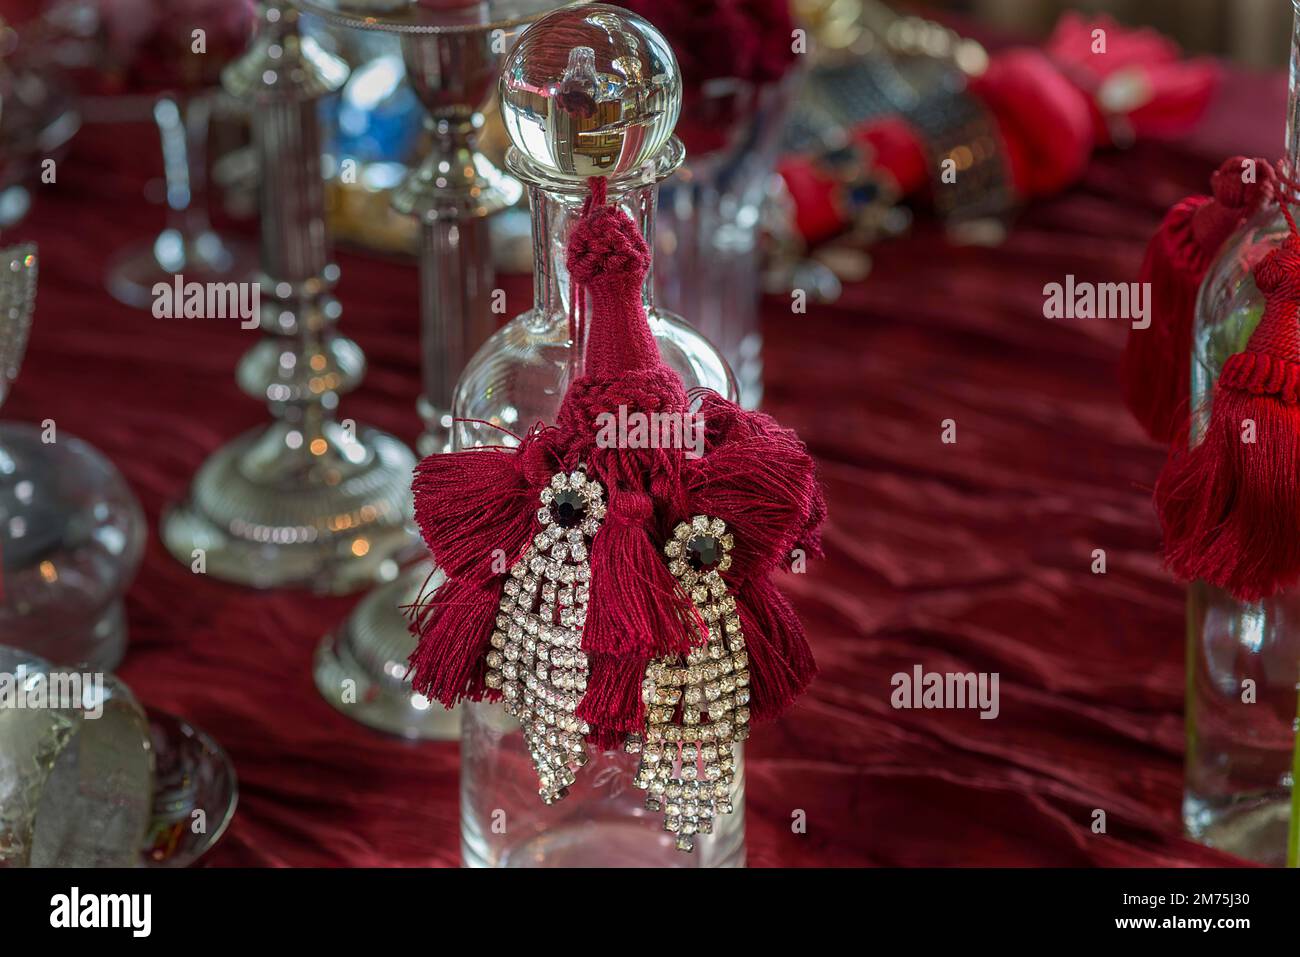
left=1156, top=231, right=1300, bottom=600
left=556, top=177, right=703, bottom=711
left=1122, top=156, right=1274, bottom=444
left=559, top=175, right=685, bottom=440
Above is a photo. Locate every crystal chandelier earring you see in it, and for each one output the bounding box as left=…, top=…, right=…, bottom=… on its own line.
left=161, top=1, right=418, bottom=593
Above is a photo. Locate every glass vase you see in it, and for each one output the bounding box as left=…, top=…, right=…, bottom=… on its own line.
left=453, top=146, right=745, bottom=868
left=1182, top=1, right=1300, bottom=865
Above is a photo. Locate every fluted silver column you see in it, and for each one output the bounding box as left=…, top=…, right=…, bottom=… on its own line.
left=162, top=1, right=418, bottom=593
left=306, top=0, right=546, bottom=739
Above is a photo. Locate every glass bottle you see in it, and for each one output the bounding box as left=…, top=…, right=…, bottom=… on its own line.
left=456, top=158, right=744, bottom=869
left=1183, top=0, right=1300, bottom=866
left=454, top=5, right=744, bottom=867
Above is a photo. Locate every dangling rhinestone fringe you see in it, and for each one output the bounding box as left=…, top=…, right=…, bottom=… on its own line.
left=485, top=468, right=605, bottom=804
left=629, top=514, right=749, bottom=852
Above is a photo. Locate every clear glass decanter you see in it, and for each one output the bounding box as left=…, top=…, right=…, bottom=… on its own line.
left=1183, top=0, right=1300, bottom=866
left=454, top=4, right=744, bottom=868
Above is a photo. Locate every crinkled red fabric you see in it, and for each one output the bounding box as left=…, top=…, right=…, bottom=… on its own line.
left=1, top=87, right=1263, bottom=864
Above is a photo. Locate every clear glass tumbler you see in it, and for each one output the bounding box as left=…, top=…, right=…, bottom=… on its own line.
left=655, top=76, right=797, bottom=409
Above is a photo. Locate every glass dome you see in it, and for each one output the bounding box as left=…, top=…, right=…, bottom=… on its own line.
left=0, top=423, right=146, bottom=670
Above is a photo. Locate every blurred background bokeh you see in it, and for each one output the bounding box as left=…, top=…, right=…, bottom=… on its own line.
left=926, top=0, right=1291, bottom=65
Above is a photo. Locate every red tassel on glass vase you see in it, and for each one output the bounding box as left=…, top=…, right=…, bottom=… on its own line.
left=1169, top=47, right=1300, bottom=863
left=1158, top=233, right=1300, bottom=600
left=432, top=6, right=827, bottom=867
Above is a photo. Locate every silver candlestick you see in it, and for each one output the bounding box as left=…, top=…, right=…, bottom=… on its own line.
left=303, top=0, right=555, bottom=738
left=161, top=1, right=419, bottom=593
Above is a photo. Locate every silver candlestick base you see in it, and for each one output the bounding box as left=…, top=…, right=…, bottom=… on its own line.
left=314, top=562, right=461, bottom=737
left=162, top=2, right=418, bottom=594
left=301, top=0, right=552, bottom=737
left=161, top=419, right=419, bottom=593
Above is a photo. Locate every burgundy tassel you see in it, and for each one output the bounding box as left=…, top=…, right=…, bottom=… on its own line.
left=735, top=575, right=817, bottom=722
left=408, top=172, right=827, bottom=745
left=1121, top=156, right=1273, bottom=443
left=554, top=179, right=714, bottom=707
left=412, top=435, right=558, bottom=582
left=575, top=651, right=649, bottom=749
left=582, top=488, right=703, bottom=657
left=1156, top=232, right=1300, bottom=600
left=407, top=576, right=501, bottom=705
left=552, top=185, right=828, bottom=719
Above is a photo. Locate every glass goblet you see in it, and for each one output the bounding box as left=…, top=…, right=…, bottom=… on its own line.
left=102, top=1, right=259, bottom=308
left=105, top=92, right=258, bottom=308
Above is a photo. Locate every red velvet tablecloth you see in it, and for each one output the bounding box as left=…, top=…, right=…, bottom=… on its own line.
left=4, top=68, right=1285, bottom=867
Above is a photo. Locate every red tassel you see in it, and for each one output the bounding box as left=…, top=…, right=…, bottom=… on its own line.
left=555, top=181, right=709, bottom=704
left=1156, top=233, right=1300, bottom=601
left=407, top=576, right=502, bottom=706
left=408, top=172, right=828, bottom=745
left=683, top=424, right=818, bottom=579
left=1122, top=157, right=1273, bottom=443
left=575, top=651, right=648, bottom=748
left=582, top=486, right=703, bottom=658
left=735, top=575, right=817, bottom=723
left=412, top=437, right=558, bottom=583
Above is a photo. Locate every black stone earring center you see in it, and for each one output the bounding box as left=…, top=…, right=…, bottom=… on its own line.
left=550, top=488, right=586, bottom=528
left=686, top=533, right=721, bottom=571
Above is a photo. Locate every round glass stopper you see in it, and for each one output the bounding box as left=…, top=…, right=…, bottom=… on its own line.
left=499, top=3, right=682, bottom=180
